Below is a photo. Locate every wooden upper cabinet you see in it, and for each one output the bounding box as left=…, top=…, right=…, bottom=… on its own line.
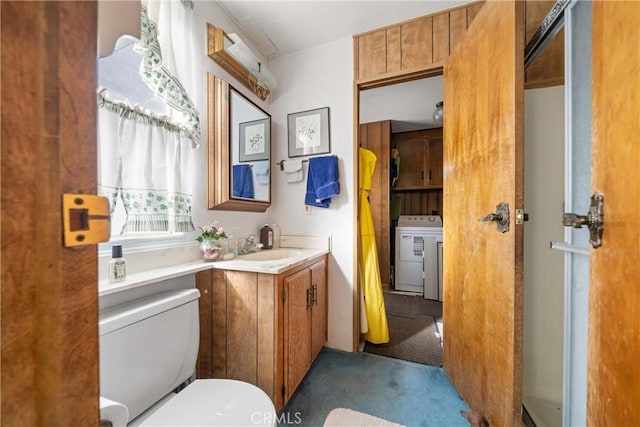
left=449, top=8, right=468, bottom=55
left=354, top=0, right=563, bottom=88
left=427, top=135, right=443, bottom=187
left=401, top=17, right=432, bottom=69
left=393, top=128, right=443, bottom=190
left=354, top=2, right=485, bottom=82
left=356, top=29, right=387, bottom=80
left=386, top=26, right=402, bottom=74
left=432, top=12, right=450, bottom=63
left=466, top=2, right=484, bottom=25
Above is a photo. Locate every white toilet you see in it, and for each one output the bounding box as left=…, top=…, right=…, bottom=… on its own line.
left=99, top=287, right=276, bottom=426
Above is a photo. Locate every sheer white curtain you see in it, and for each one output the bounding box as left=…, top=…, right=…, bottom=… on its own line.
left=98, top=0, right=200, bottom=234
left=98, top=107, right=194, bottom=233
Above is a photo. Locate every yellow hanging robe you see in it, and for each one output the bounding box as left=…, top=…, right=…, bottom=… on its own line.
left=359, top=147, right=390, bottom=344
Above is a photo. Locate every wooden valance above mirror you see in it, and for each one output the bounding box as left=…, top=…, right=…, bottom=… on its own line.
left=207, top=23, right=270, bottom=101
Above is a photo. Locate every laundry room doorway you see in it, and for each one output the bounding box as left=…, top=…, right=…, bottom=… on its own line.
left=357, top=75, right=446, bottom=366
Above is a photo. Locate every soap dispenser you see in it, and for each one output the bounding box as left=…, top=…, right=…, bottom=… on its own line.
left=260, top=224, right=273, bottom=249
left=272, top=224, right=281, bottom=249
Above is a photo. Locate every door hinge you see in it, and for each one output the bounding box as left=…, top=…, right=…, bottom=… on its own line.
left=281, top=289, right=286, bottom=303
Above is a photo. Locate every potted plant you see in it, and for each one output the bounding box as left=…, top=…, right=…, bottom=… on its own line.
left=196, top=221, right=228, bottom=262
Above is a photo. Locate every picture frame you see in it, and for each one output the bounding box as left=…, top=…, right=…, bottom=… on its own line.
left=239, top=118, right=270, bottom=162
left=287, top=107, right=330, bottom=158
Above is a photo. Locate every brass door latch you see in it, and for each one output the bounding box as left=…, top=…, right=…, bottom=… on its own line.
left=62, top=193, right=111, bottom=247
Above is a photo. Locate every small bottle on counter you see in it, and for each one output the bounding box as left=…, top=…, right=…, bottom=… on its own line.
left=260, top=224, right=273, bottom=249
left=272, top=224, right=281, bottom=249
left=109, top=245, right=127, bottom=283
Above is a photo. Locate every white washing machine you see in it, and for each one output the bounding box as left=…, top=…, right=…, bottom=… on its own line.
left=395, top=215, right=443, bottom=300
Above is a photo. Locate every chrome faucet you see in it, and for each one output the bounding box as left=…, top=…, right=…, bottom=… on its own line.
left=240, top=235, right=263, bottom=254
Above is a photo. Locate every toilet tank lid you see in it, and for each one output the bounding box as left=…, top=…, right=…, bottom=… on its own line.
left=99, top=289, right=200, bottom=336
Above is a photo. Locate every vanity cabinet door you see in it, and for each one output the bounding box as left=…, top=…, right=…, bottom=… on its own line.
left=284, top=268, right=312, bottom=401
left=195, top=270, right=276, bottom=402
left=310, top=259, right=327, bottom=361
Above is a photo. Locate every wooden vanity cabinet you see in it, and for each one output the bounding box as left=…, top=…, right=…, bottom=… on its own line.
left=284, top=258, right=327, bottom=402
left=195, top=255, right=327, bottom=411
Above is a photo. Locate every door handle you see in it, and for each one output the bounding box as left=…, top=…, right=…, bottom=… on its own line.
left=311, top=284, right=318, bottom=305
left=562, top=192, right=604, bottom=248
left=306, top=288, right=313, bottom=308
left=479, top=201, right=510, bottom=233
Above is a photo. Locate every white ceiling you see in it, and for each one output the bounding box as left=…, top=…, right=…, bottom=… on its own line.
left=217, top=0, right=467, bottom=60
left=360, top=76, right=443, bottom=133
left=217, top=1, right=463, bottom=132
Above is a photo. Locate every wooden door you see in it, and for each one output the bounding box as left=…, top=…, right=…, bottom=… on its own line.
left=587, top=1, right=640, bottom=423
left=310, top=259, right=327, bottom=360
left=284, top=268, right=312, bottom=401
left=1, top=2, right=99, bottom=425
left=442, top=1, right=524, bottom=425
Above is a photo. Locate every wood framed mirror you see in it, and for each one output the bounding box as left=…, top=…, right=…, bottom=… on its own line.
left=206, top=73, right=271, bottom=212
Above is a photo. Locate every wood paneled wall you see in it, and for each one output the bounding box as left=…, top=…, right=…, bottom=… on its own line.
left=359, top=121, right=391, bottom=286
left=354, top=1, right=485, bottom=83
left=354, top=0, right=563, bottom=89
left=395, top=190, right=443, bottom=218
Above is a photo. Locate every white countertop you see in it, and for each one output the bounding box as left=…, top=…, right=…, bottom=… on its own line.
left=212, top=248, right=329, bottom=274
left=99, top=247, right=329, bottom=297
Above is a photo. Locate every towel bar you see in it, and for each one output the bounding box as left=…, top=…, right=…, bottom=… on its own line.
left=277, top=159, right=308, bottom=171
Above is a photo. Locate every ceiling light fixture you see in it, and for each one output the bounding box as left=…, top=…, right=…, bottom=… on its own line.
left=433, top=101, right=443, bottom=124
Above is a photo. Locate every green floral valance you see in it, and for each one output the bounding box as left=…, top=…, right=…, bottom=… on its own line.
left=97, top=88, right=194, bottom=139
left=138, top=1, right=200, bottom=148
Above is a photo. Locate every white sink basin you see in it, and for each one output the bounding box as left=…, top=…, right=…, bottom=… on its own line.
left=238, top=249, right=301, bottom=261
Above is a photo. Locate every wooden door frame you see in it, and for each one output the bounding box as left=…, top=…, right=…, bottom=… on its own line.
left=352, top=64, right=444, bottom=351
left=1, top=2, right=99, bottom=424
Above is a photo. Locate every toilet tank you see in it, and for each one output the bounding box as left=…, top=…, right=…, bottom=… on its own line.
left=99, top=288, right=200, bottom=422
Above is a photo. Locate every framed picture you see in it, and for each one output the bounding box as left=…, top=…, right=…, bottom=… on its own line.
left=239, top=118, right=270, bottom=162
left=287, top=107, right=330, bottom=158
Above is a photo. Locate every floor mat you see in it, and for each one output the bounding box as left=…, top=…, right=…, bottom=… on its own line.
left=364, top=314, right=442, bottom=366
left=324, top=408, right=403, bottom=426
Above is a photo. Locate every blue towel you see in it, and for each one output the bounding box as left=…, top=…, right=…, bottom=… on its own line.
left=232, top=164, right=254, bottom=198
left=305, top=155, right=339, bottom=208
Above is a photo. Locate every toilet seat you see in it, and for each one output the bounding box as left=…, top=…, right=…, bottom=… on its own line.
left=136, top=379, right=276, bottom=426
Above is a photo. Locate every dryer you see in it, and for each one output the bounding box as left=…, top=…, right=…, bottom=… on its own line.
left=395, top=215, right=443, bottom=300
